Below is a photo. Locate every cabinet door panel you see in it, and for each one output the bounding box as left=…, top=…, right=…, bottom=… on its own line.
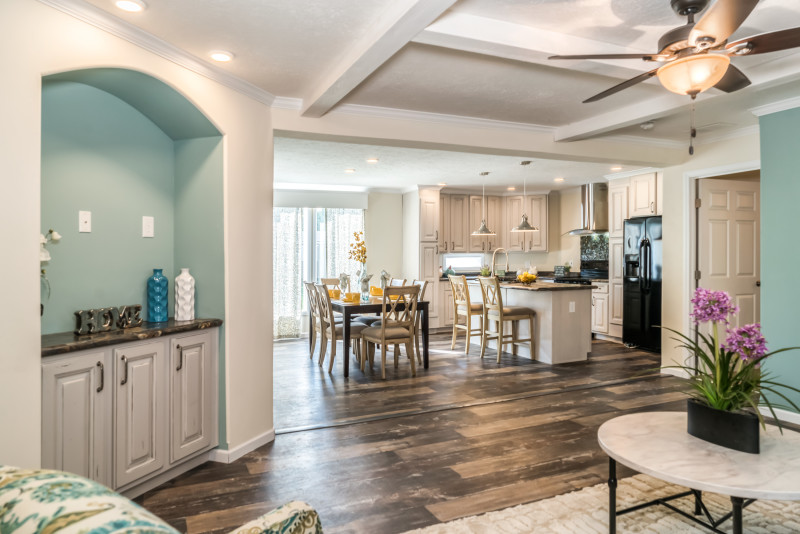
left=468, top=195, right=485, bottom=252
left=449, top=194, right=469, bottom=252
left=611, top=282, right=624, bottom=325
left=505, top=196, right=525, bottom=252
left=630, top=173, right=656, bottom=217
left=609, top=185, right=629, bottom=237
left=42, top=351, right=110, bottom=485
left=487, top=196, right=503, bottom=251
left=440, top=194, right=450, bottom=251
left=527, top=195, right=548, bottom=251
left=420, top=243, right=438, bottom=280
left=171, top=333, right=213, bottom=462
left=419, top=189, right=440, bottom=242
left=115, top=342, right=165, bottom=488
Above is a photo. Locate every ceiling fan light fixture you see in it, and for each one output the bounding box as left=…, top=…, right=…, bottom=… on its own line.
left=656, top=54, right=730, bottom=96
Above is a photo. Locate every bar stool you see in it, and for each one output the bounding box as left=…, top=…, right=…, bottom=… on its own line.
left=478, top=276, right=535, bottom=363
left=448, top=275, right=483, bottom=355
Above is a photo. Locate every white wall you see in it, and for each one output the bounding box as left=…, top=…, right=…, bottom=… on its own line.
left=365, top=192, right=404, bottom=278
left=660, top=133, right=760, bottom=369
left=0, top=0, right=274, bottom=466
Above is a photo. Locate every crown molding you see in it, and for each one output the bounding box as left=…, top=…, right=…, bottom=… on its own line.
left=601, top=133, right=685, bottom=150
left=603, top=167, right=662, bottom=181
left=696, top=124, right=759, bottom=146
left=330, top=103, right=556, bottom=134
left=38, top=0, right=275, bottom=107
left=271, top=97, right=303, bottom=110
left=749, top=96, right=800, bottom=117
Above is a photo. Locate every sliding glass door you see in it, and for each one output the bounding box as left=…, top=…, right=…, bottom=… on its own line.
left=273, top=207, right=364, bottom=339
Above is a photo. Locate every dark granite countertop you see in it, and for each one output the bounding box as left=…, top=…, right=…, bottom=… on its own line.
left=42, top=318, right=223, bottom=357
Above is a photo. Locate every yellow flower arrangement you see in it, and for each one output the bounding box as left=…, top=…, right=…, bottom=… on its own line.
left=348, top=231, right=367, bottom=264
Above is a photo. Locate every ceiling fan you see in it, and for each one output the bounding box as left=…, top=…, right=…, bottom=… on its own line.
left=549, top=0, right=800, bottom=103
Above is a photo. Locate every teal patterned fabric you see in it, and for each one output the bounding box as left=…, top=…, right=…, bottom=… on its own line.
left=230, top=501, right=322, bottom=534
left=0, top=465, right=178, bottom=533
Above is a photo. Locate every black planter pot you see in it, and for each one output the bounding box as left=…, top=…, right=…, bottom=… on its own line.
left=687, top=398, right=760, bottom=454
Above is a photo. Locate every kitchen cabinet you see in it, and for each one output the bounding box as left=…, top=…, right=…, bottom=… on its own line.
left=42, top=350, right=112, bottom=486
left=505, top=195, right=548, bottom=252
left=439, top=194, right=450, bottom=252
left=170, top=332, right=214, bottom=463
left=42, top=324, right=219, bottom=496
left=591, top=282, right=609, bottom=335
left=609, top=181, right=629, bottom=238
left=609, top=239, right=624, bottom=338
left=447, top=194, right=470, bottom=253
left=629, top=173, right=657, bottom=217
left=468, top=195, right=502, bottom=252
left=419, top=188, right=440, bottom=243
left=440, top=282, right=454, bottom=328
left=114, top=341, right=167, bottom=488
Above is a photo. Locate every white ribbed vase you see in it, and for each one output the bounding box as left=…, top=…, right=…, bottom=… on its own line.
left=174, top=268, right=195, bottom=321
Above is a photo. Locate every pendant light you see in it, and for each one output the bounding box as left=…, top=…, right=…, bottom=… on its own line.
left=511, top=161, right=538, bottom=233
left=471, top=172, right=496, bottom=236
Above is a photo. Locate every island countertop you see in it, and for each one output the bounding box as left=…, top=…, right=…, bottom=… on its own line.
left=42, top=318, right=223, bottom=357
left=468, top=280, right=595, bottom=291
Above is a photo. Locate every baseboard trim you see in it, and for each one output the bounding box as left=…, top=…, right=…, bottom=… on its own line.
left=759, top=406, right=800, bottom=426
left=209, top=428, right=275, bottom=463
left=120, top=451, right=211, bottom=499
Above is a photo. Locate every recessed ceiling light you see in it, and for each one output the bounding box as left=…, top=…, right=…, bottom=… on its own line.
left=366, top=158, right=379, bottom=164
left=554, top=177, right=565, bottom=183
left=437, top=182, right=447, bottom=187
left=115, top=0, right=146, bottom=12
left=610, top=166, right=623, bottom=171
left=209, top=50, right=234, bottom=62
left=507, top=186, right=516, bottom=191
left=344, top=168, right=356, bottom=174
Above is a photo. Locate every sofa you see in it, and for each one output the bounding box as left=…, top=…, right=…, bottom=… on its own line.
left=0, top=465, right=322, bottom=533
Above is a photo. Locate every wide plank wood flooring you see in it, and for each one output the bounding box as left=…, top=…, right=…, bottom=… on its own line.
left=138, top=333, right=688, bottom=533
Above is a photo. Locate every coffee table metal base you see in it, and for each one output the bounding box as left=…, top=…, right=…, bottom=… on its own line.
left=608, top=458, right=755, bottom=534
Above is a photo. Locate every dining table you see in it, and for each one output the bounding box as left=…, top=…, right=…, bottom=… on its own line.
left=326, top=297, right=430, bottom=377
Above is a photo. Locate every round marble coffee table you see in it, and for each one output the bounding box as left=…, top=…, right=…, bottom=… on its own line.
left=598, top=411, right=800, bottom=534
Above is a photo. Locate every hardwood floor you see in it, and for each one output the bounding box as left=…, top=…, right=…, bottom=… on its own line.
left=138, top=333, right=688, bottom=534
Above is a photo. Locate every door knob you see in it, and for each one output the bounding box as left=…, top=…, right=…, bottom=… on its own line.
left=756, top=281, right=761, bottom=287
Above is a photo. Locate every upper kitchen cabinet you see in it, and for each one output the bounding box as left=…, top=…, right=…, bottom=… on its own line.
left=468, top=195, right=502, bottom=253
left=609, top=180, right=630, bottom=238
left=505, top=195, right=548, bottom=252
left=419, top=188, right=440, bottom=242
left=487, top=196, right=503, bottom=252
left=629, top=173, right=658, bottom=218
left=448, top=194, right=470, bottom=253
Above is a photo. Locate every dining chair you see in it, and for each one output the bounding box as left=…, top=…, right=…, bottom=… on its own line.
left=388, top=278, right=407, bottom=287
left=315, top=283, right=365, bottom=372
left=478, top=276, right=535, bottom=363
left=360, top=285, right=420, bottom=379
left=304, top=281, right=322, bottom=358
left=449, top=275, right=484, bottom=355
left=410, top=279, right=429, bottom=364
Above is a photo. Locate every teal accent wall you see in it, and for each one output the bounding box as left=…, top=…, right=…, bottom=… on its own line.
left=41, top=81, right=175, bottom=333
left=760, top=107, right=800, bottom=413
left=42, top=76, right=228, bottom=447
left=174, top=137, right=226, bottom=447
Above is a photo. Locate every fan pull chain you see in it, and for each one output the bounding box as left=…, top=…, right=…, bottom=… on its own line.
left=689, top=94, right=697, bottom=156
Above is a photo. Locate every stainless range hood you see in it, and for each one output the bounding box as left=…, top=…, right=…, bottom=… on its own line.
left=568, top=183, right=608, bottom=236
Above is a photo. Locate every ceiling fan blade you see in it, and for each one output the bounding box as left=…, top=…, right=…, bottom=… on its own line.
left=726, top=27, right=800, bottom=55
left=549, top=53, right=658, bottom=61
left=689, top=0, right=759, bottom=49
left=714, top=64, right=751, bottom=92
left=583, top=68, right=659, bottom=103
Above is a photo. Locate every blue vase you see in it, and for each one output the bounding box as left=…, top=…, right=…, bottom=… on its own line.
left=147, top=268, right=168, bottom=322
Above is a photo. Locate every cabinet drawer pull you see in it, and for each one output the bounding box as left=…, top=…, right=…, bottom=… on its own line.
left=435, top=230, right=438, bottom=241
left=592, top=297, right=596, bottom=307
left=120, top=355, right=128, bottom=385
left=482, top=242, right=485, bottom=251
left=96, top=361, right=104, bottom=393
left=435, top=245, right=439, bottom=255
left=650, top=201, right=655, bottom=213
left=444, top=241, right=448, bottom=251
left=176, top=344, right=184, bottom=372
left=452, top=241, right=454, bottom=250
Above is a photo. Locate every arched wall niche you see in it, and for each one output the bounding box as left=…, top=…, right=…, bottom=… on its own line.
left=40, top=67, right=226, bottom=440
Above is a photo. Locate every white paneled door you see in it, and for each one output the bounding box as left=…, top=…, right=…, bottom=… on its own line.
left=697, top=178, right=760, bottom=327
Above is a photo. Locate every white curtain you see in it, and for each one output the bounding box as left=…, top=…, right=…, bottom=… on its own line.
left=273, top=207, right=364, bottom=339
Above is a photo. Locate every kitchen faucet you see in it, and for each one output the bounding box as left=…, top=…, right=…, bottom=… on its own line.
left=490, top=248, right=509, bottom=277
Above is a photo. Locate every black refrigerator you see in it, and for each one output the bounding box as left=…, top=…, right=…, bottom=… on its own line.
left=623, top=216, right=662, bottom=352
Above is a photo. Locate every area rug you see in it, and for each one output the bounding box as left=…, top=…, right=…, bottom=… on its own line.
left=405, top=475, right=800, bottom=533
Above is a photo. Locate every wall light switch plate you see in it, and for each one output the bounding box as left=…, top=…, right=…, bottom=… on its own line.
left=569, top=301, right=575, bottom=313
left=79, top=211, right=91, bottom=233
left=142, top=216, right=154, bottom=238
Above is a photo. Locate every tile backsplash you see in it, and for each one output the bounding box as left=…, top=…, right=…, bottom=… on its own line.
left=580, top=234, right=609, bottom=261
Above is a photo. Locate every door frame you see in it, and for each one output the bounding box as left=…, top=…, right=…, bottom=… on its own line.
left=682, top=160, right=760, bottom=346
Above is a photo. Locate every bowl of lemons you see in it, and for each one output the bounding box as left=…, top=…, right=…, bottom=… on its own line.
left=517, top=272, right=537, bottom=285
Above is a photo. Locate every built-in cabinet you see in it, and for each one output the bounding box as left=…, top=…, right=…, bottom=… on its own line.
left=442, top=194, right=469, bottom=253
left=505, top=195, right=548, bottom=252
left=468, top=195, right=502, bottom=252
left=629, top=172, right=658, bottom=218
left=440, top=282, right=454, bottom=328
left=419, top=188, right=440, bottom=243
left=591, top=282, right=609, bottom=335
left=42, top=327, right=218, bottom=494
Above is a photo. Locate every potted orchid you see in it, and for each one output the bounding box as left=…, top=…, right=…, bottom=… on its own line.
left=664, top=287, right=800, bottom=453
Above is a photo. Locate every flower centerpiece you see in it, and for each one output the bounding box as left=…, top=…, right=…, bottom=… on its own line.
left=664, top=287, right=800, bottom=453
left=40, top=228, right=62, bottom=316
left=348, top=231, right=371, bottom=301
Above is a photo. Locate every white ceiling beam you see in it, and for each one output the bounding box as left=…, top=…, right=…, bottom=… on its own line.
left=301, top=0, right=456, bottom=118
left=555, top=51, right=800, bottom=141
left=412, top=12, right=649, bottom=79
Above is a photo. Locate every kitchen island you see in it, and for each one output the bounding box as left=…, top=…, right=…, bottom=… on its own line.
left=467, top=281, right=594, bottom=364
